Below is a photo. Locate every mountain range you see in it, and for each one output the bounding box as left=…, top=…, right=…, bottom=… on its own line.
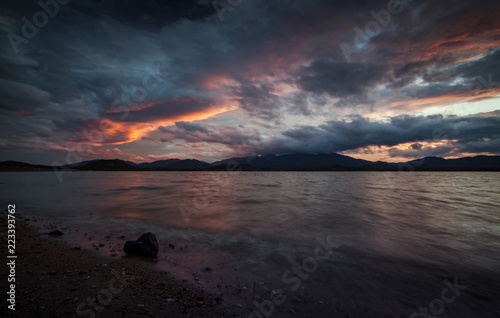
left=1, top=153, right=500, bottom=171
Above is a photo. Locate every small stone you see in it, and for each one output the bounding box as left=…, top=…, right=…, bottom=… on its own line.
left=123, top=232, right=159, bottom=258
left=48, top=230, right=63, bottom=237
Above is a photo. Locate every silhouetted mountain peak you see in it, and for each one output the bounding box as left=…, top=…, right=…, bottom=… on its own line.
left=2, top=153, right=499, bottom=171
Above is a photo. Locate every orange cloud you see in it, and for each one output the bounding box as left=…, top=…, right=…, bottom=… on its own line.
left=81, top=101, right=238, bottom=146
left=343, top=139, right=497, bottom=163
left=393, top=11, right=500, bottom=64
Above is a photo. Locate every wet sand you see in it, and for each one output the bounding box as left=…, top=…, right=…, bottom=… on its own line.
left=0, top=216, right=236, bottom=318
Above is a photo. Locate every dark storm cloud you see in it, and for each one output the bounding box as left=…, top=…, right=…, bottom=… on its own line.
left=361, top=0, right=500, bottom=97
left=387, top=144, right=456, bottom=159
left=454, top=138, right=500, bottom=155
left=394, top=50, right=500, bottom=101
left=158, top=121, right=261, bottom=146
left=0, top=79, right=50, bottom=111
left=0, top=0, right=196, bottom=114
left=1, top=0, right=214, bottom=33
left=452, top=50, right=500, bottom=87
left=390, top=55, right=456, bottom=88
left=1, top=0, right=498, bottom=116
left=388, top=137, right=500, bottom=158
left=1, top=0, right=500, bottom=163
left=232, top=81, right=281, bottom=121
left=296, top=60, right=389, bottom=98
left=103, top=97, right=217, bottom=123
left=0, top=0, right=226, bottom=160
left=411, top=143, right=423, bottom=150
left=259, top=114, right=500, bottom=155
left=72, top=0, right=214, bottom=31
left=364, top=0, right=500, bottom=61
left=173, top=121, right=209, bottom=133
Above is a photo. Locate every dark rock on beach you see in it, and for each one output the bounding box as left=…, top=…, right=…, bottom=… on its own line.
left=123, top=232, right=159, bottom=257
left=1, top=217, right=231, bottom=317
left=48, top=230, right=63, bottom=236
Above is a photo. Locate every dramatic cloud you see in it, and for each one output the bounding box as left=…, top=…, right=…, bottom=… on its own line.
left=0, top=0, right=499, bottom=164
left=296, top=60, right=389, bottom=98
left=158, top=120, right=262, bottom=146
left=258, top=114, right=500, bottom=155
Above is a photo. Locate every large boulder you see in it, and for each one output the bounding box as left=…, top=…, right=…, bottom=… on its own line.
left=123, top=232, right=159, bottom=258
left=48, top=230, right=63, bottom=237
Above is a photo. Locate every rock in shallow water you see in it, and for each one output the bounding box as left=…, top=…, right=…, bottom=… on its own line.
left=123, top=232, right=159, bottom=257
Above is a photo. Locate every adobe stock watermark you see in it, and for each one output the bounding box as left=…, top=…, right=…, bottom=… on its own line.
left=474, top=74, right=498, bottom=93
left=178, top=143, right=265, bottom=224
left=447, top=73, right=499, bottom=125
left=341, top=0, right=413, bottom=62
left=51, top=62, right=165, bottom=182
left=7, top=0, right=71, bottom=54
left=212, top=0, right=244, bottom=22
left=76, top=270, right=132, bottom=318
left=382, top=127, right=448, bottom=191
left=178, top=168, right=235, bottom=224
left=409, top=277, right=466, bottom=318
left=383, top=72, right=499, bottom=190
left=248, top=236, right=340, bottom=318
left=471, top=74, right=499, bottom=111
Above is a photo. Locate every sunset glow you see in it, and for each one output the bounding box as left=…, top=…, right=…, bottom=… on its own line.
left=0, top=0, right=499, bottom=164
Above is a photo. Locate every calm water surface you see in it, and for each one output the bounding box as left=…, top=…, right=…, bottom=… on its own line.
left=1, top=171, right=499, bottom=317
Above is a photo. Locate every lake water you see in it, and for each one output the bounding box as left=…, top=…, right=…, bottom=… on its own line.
left=1, top=171, right=500, bottom=317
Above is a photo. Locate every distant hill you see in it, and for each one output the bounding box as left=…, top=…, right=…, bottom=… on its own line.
left=0, top=160, right=54, bottom=171
left=73, top=158, right=212, bottom=171
left=135, top=159, right=181, bottom=169
left=1, top=154, right=499, bottom=171
left=76, top=159, right=139, bottom=171
left=166, top=159, right=212, bottom=170
left=64, top=159, right=100, bottom=168
left=212, top=153, right=371, bottom=170
left=207, top=163, right=261, bottom=171
left=358, top=162, right=399, bottom=171
left=405, top=155, right=500, bottom=171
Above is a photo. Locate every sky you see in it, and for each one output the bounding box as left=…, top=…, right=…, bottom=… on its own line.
left=0, top=0, right=499, bottom=165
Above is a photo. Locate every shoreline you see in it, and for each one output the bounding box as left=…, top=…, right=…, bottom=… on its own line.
left=0, top=216, right=236, bottom=318
left=2, top=172, right=500, bottom=317
left=1, top=213, right=346, bottom=318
